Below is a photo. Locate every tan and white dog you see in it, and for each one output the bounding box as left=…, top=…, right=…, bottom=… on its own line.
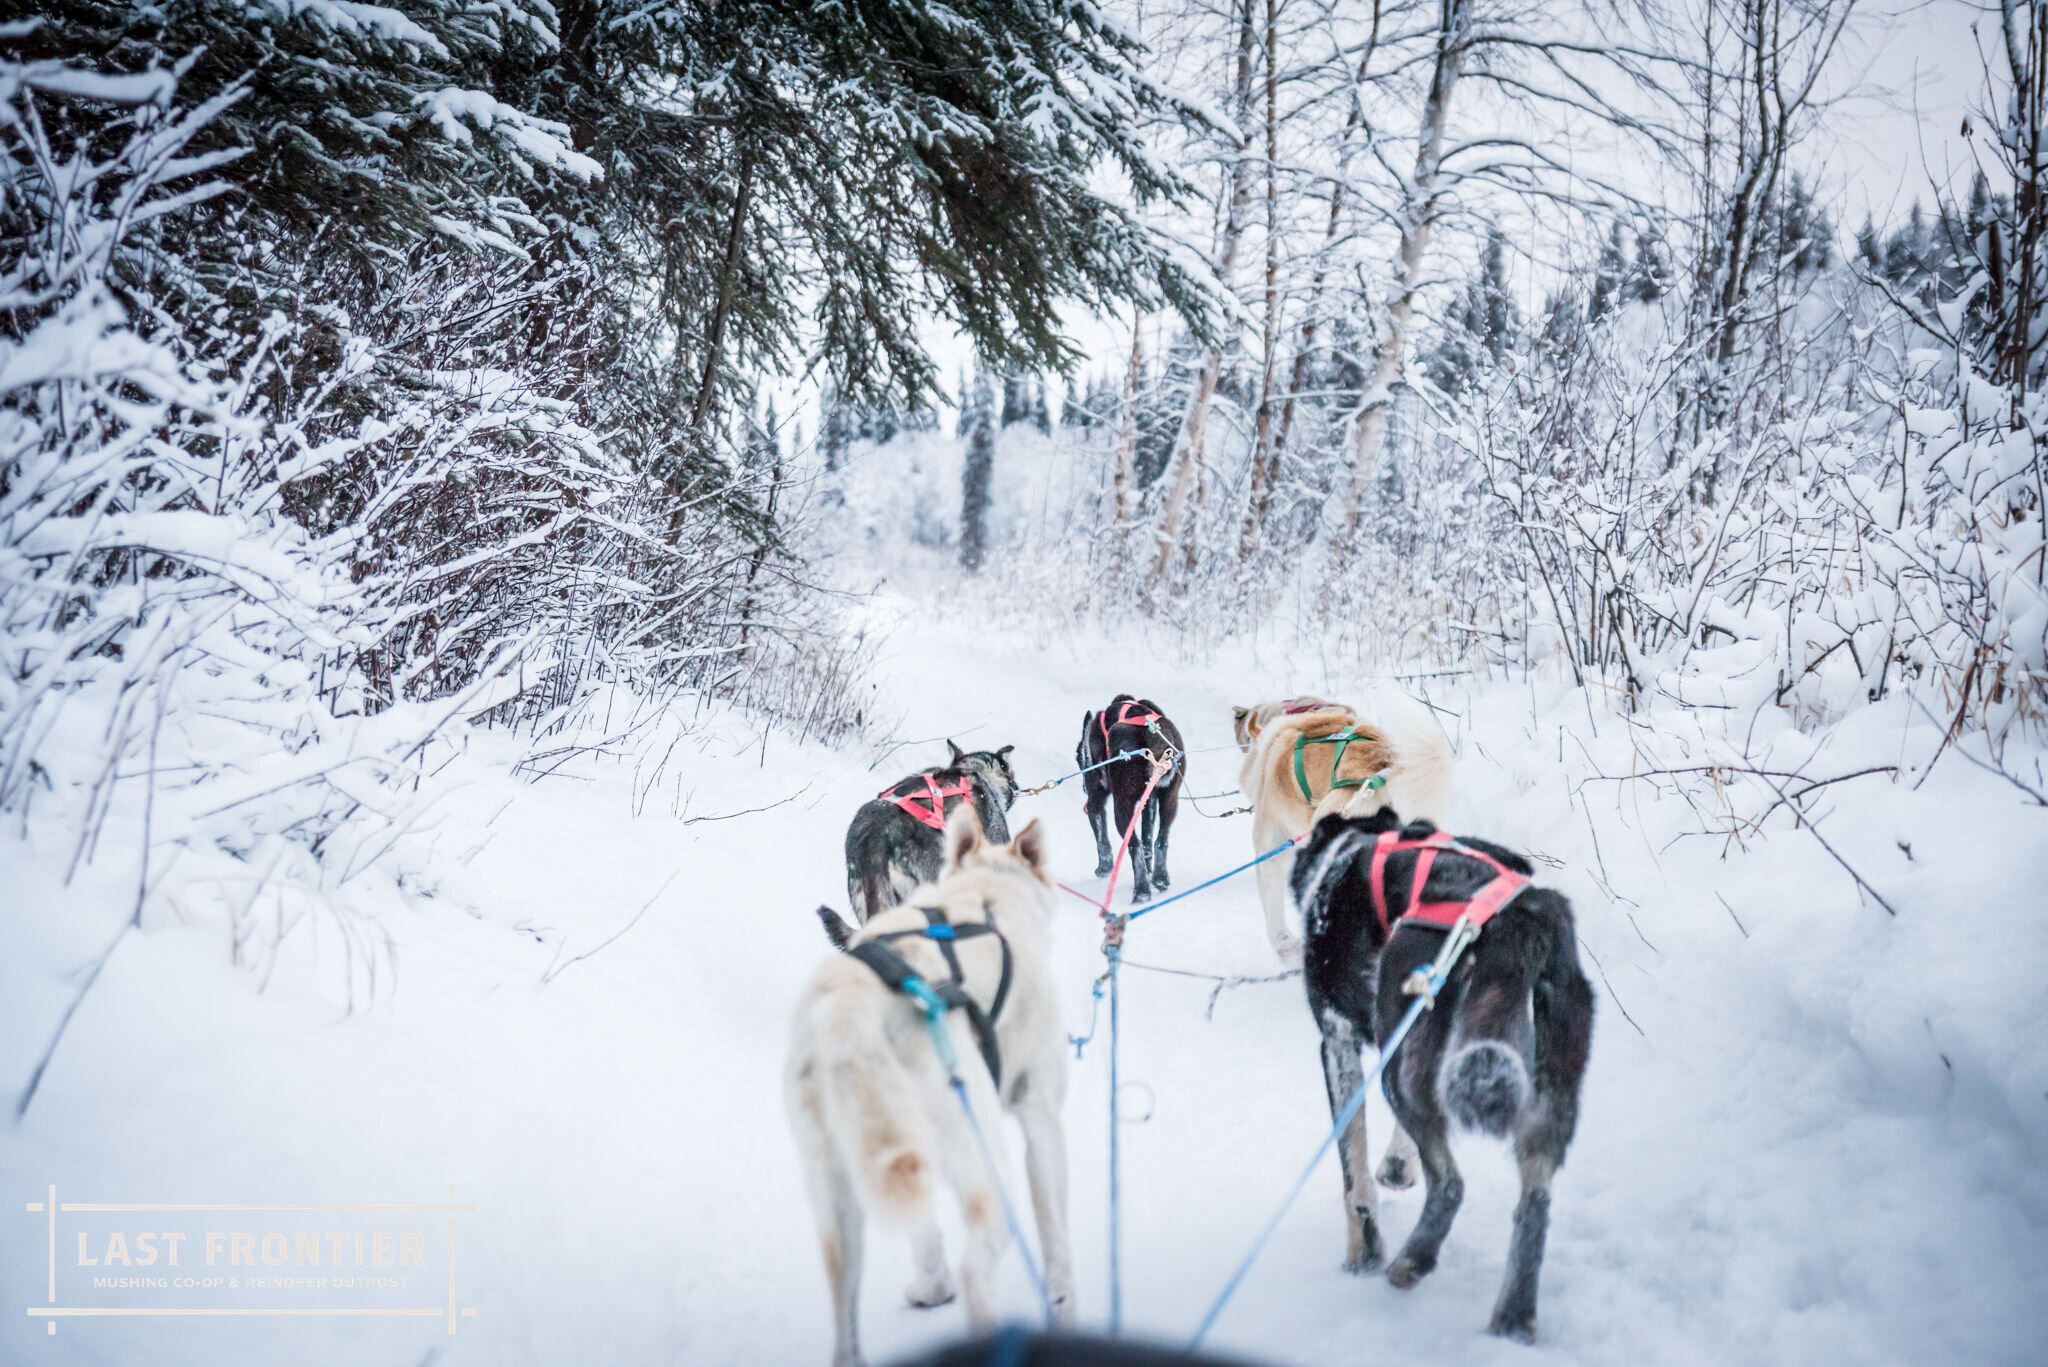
left=1233, top=690, right=1455, bottom=966
left=1229, top=695, right=1352, bottom=751
left=785, top=807, right=1073, bottom=1367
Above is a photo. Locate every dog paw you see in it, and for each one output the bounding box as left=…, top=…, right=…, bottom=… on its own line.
left=903, top=1276, right=956, bottom=1309
left=1376, top=1153, right=1417, bottom=1189
left=1487, top=1313, right=1536, bottom=1345
left=1386, top=1254, right=1433, bottom=1290
left=1342, top=1248, right=1385, bottom=1276
left=1130, top=885, right=1153, bottom=904
left=1152, top=868, right=1171, bottom=890
left=1272, top=935, right=1304, bottom=968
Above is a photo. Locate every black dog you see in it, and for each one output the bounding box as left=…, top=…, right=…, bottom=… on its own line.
left=1291, top=808, right=1594, bottom=1343
left=1076, top=696, right=1184, bottom=903
left=844, top=742, right=1017, bottom=922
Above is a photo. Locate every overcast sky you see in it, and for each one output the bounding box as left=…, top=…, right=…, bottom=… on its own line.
left=1835, top=0, right=1992, bottom=219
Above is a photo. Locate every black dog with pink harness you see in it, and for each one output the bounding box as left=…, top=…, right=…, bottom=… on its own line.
left=844, top=744, right=1018, bottom=924
left=1293, top=808, right=1595, bottom=1343
left=1076, top=694, right=1185, bottom=904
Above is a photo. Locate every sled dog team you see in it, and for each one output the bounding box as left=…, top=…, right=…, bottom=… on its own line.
left=787, top=692, right=1596, bottom=1365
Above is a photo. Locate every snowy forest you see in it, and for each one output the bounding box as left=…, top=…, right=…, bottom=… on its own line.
left=3, top=1, right=2045, bottom=1365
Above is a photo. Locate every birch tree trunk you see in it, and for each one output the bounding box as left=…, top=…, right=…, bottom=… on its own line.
left=1242, top=12, right=1385, bottom=560
left=1240, top=0, right=1283, bottom=563
left=1336, top=0, right=1467, bottom=553
left=1149, top=0, right=1257, bottom=587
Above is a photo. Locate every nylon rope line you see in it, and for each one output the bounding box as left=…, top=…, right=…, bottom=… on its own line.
left=902, top=982, right=1056, bottom=1326
left=1186, top=915, right=1481, bottom=1350
left=1018, top=748, right=1146, bottom=796
left=1123, top=834, right=1305, bottom=920
left=1057, top=746, right=1171, bottom=1337
left=949, top=1075, right=1056, bottom=1326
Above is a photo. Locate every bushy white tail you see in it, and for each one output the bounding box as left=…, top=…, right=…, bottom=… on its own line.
left=1346, top=686, right=1455, bottom=823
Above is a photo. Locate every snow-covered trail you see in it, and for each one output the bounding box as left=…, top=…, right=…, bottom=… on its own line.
left=5, top=593, right=2046, bottom=1366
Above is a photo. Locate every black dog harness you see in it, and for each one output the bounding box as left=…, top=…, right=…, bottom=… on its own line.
left=847, top=904, right=1013, bottom=1087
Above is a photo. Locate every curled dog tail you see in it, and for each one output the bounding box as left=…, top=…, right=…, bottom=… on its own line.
left=1444, top=1041, right=1531, bottom=1138
left=1439, top=899, right=1571, bottom=1138
left=1348, top=687, right=1454, bottom=824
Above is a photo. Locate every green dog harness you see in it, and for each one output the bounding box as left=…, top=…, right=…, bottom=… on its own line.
left=1292, top=726, right=1388, bottom=803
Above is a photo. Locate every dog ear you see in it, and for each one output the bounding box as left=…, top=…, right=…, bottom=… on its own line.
left=1358, top=805, right=1403, bottom=834
left=942, top=802, right=985, bottom=871
left=1231, top=705, right=1250, bottom=724
left=997, top=744, right=1014, bottom=759
left=1245, top=709, right=1265, bottom=739
left=946, top=739, right=966, bottom=768
left=1010, top=818, right=1048, bottom=876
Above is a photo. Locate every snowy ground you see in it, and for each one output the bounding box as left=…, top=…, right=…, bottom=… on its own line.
left=6, top=581, right=2048, bottom=1366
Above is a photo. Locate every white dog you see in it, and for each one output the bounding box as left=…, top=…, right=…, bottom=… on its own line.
left=785, top=806, right=1073, bottom=1367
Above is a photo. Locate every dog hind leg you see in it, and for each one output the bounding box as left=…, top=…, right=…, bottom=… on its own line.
left=904, top=1218, right=955, bottom=1308
left=1385, top=1074, right=1462, bottom=1290
left=1489, top=1112, right=1562, bottom=1342
left=1113, top=784, right=1152, bottom=902
left=1084, top=781, right=1113, bottom=877
left=1015, top=1087, right=1077, bottom=1323
left=1318, top=1010, right=1384, bottom=1272
left=1377, top=1120, right=1420, bottom=1189
left=1148, top=787, right=1173, bottom=890
left=1253, top=845, right=1301, bottom=965
left=792, top=1074, right=867, bottom=1367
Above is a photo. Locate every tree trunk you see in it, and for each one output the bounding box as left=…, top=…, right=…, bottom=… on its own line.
left=1240, top=0, right=1282, bottom=563
left=1337, top=0, right=1467, bottom=552
left=1150, top=0, right=1258, bottom=588
left=688, top=151, right=756, bottom=447
left=1245, top=12, right=1386, bottom=558
left=1112, top=309, right=1143, bottom=527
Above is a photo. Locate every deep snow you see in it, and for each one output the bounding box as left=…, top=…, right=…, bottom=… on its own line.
left=6, top=567, right=2047, bottom=1365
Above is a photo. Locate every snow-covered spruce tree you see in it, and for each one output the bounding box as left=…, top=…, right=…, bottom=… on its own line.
left=10, top=0, right=1224, bottom=728
left=960, top=364, right=997, bottom=572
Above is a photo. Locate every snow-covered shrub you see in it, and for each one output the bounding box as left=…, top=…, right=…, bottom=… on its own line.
left=0, top=54, right=525, bottom=932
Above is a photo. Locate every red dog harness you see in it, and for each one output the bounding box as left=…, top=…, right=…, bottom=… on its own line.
left=1368, top=828, right=1530, bottom=935
left=1097, top=699, right=1161, bottom=753
left=1284, top=697, right=1341, bottom=715
left=882, top=774, right=975, bottom=831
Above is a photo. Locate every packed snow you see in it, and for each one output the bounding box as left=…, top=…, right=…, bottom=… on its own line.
left=6, top=538, right=2046, bottom=1365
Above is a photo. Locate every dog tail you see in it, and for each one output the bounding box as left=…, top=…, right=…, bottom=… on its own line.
left=1348, top=687, right=1454, bottom=824
left=815, top=905, right=856, bottom=951
left=1443, top=1040, right=1531, bottom=1138
left=1439, top=908, right=1563, bottom=1139
left=847, top=841, right=895, bottom=925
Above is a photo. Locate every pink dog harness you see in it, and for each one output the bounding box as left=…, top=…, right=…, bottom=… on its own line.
left=881, top=774, right=975, bottom=831
left=1367, top=828, right=1530, bottom=935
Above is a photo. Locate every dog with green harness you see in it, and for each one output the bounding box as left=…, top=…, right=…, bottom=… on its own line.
left=1234, top=690, right=1456, bottom=1187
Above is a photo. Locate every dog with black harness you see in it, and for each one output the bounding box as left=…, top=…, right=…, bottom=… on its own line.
left=1291, top=807, right=1595, bottom=1343
left=845, top=742, right=1018, bottom=923
left=788, top=806, right=1074, bottom=1367
left=1075, top=695, right=1183, bottom=904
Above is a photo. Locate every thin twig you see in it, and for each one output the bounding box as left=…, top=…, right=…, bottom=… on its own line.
left=1576, top=936, right=1644, bottom=1037
left=540, top=866, right=684, bottom=985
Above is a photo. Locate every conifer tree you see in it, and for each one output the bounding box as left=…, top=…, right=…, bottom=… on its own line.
left=960, top=364, right=996, bottom=571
